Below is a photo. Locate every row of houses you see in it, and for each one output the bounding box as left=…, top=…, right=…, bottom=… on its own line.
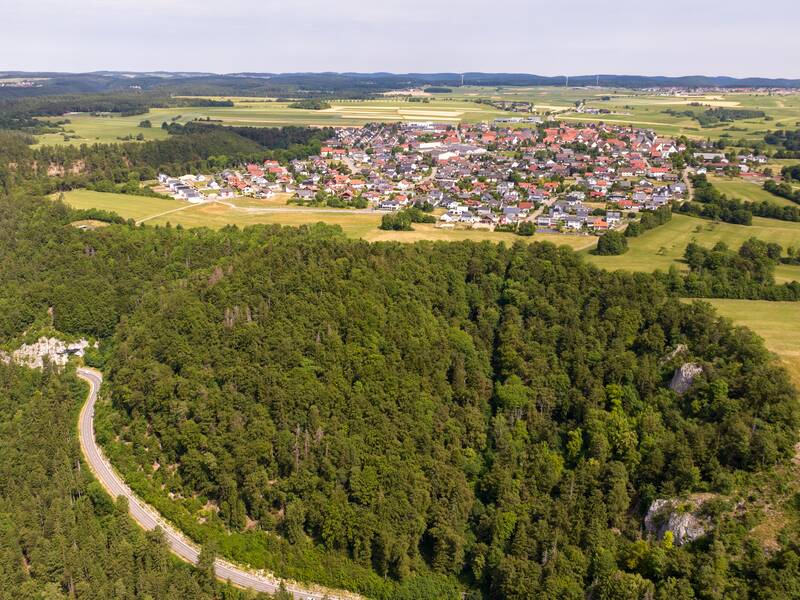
left=155, top=117, right=702, bottom=236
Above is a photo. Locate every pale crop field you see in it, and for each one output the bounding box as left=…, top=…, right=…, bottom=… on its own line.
left=32, top=88, right=800, bottom=147
left=363, top=223, right=597, bottom=249
left=34, top=98, right=506, bottom=146
left=444, top=87, right=800, bottom=141
left=697, top=299, right=800, bottom=387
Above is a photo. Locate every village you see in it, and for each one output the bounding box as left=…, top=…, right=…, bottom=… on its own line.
left=156, top=119, right=771, bottom=236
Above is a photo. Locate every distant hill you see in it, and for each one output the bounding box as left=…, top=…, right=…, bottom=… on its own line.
left=1, top=71, right=798, bottom=99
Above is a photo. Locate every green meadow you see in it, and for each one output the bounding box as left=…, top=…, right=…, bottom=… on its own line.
left=59, top=189, right=185, bottom=221
left=698, top=299, right=800, bottom=386
left=37, top=114, right=171, bottom=146
left=584, top=213, right=800, bottom=283
left=59, top=189, right=597, bottom=247
left=708, top=175, right=798, bottom=207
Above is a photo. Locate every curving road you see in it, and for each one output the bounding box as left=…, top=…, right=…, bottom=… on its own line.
left=77, top=367, right=358, bottom=600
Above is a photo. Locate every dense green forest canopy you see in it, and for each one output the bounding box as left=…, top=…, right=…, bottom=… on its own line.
left=0, top=188, right=799, bottom=598
left=0, top=92, right=234, bottom=131
left=652, top=238, right=800, bottom=301
left=0, top=123, right=330, bottom=196
left=95, top=224, right=797, bottom=597
left=763, top=179, right=800, bottom=205
left=765, top=129, right=800, bottom=157
left=0, top=361, right=265, bottom=600
left=288, top=99, right=332, bottom=110
left=664, top=107, right=765, bottom=128
left=3, top=73, right=800, bottom=104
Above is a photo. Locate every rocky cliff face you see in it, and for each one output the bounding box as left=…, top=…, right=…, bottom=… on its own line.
left=669, top=362, right=704, bottom=395
left=645, top=497, right=709, bottom=546
left=0, top=337, right=90, bottom=369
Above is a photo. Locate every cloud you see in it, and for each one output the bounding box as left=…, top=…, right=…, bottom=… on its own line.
left=1, top=0, right=798, bottom=77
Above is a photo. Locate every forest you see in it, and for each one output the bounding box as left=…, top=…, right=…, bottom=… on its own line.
left=765, top=129, right=800, bottom=157
left=624, top=206, right=672, bottom=238
left=0, top=93, right=234, bottom=131
left=663, top=108, right=765, bottom=128
left=0, top=360, right=268, bottom=600
left=656, top=238, right=800, bottom=301
left=764, top=179, right=800, bottom=205
left=0, top=123, right=330, bottom=196
left=1, top=192, right=799, bottom=597
left=0, top=108, right=799, bottom=597
left=96, top=225, right=799, bottom=599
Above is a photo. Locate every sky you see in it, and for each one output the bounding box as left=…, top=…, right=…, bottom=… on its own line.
left=2, top=0, right=799, bottom=78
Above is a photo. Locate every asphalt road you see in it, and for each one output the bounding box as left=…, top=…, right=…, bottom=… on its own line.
left=77, top=367, right=355, bottom=600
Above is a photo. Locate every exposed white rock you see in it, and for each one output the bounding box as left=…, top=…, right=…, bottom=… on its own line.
left=6, top=336, right=90, bottom=369
left=645, top=498, right=708, bottom=546
left=660, top=343, right=688, bottom=365
left=669, top=362, right=703, bottom=395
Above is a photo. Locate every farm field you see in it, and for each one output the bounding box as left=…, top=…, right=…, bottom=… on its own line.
left=697, top=299, right=800, bottom=387
left=446, top=86, right=800, bottom=141
left=560, top=92, right=800, bottom=142
left=709, top=175, right=797, bottom=207
left=584, top=213, right=800, bottom=283
left=59, top=189, right=384, bottom=234
left=31, top=88, right=800, bottom=147
left=35, top=98, right=505, bottom=146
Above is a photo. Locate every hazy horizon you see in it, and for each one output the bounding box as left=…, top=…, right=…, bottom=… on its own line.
left=3, top=0, right=798, bottom=78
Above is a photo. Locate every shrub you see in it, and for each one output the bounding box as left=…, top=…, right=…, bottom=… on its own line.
left=595, top=231, right=628, bottom=255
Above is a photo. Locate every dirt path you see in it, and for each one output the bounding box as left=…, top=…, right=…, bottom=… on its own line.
left=682, top=168, right=694, bottom=202
left=136, top=203, right=197, bottom=225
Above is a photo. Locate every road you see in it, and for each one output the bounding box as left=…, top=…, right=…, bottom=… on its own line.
left=76, top=368, right=358, bottom=600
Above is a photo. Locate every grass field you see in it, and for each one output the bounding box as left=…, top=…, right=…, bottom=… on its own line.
left=709, top=175, right=797, bottom=207
left=36, top=114, right=171, bottom=146
left=59, top=190, right=187, bottom=221
left=584, top=213, right=800, bottom=283
left=59, top=191, right=800, bottom=265
left=58, top=189, right=596, bottom=247
left=697, top=299, right=800, bottom=387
